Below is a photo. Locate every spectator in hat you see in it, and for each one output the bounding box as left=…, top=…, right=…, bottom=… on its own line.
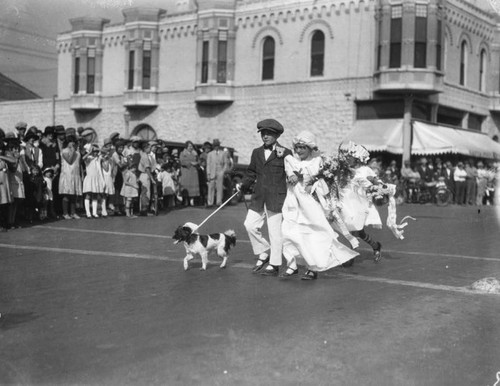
left=5, top=134, right=27, bottom=228
left=138, top=140, right=156, bottom=215
left=23, top=127, right=43, bottom=171
left=40, top=126, right=61, bottom=216
left=15, top=121, right=27, bottom=142
left=59, top=134, right=83, bottom=219
left=240, top=118, right=293, bottom=276
left=109, top=132, right=121, bottom=146
left=198, top=141, right=212, bottom=205
left=100, top=147, right=114, bottom=217
left=54, top=125, right=66, bottom=151
left=454, top=161, right=467, bottom=205
left=22, top=128, right=43, bottom=222
left=111, top=139, right=128, bottom=215
left=206, top=139, right=229, bottom=207
left=80, top=127, right=95, bottom=146
left=123, top=135, right=142, bottom=158
left=0, top=140, right=14, bottom=231
left=179, top=140, right=200, bottom=206
left=464, top=159, right=477, bottom=205
left=476, top=161, right=489, bottom=205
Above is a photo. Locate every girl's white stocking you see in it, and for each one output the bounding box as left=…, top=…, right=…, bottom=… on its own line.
left=84, top=198, right=91, bottom=217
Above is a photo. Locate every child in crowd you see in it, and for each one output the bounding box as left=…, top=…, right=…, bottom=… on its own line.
left=30, top=165, right=46, bottom=221
left=100, top=148, right=114, bottom=217
left=121, top=162, right=139, bottom=218
left=157, top=162, right=177, bottom=210
left=41, top=167, right=56, bottom=220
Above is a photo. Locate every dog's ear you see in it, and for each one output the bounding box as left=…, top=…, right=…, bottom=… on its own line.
left=182, top=226, right=193, bottom=234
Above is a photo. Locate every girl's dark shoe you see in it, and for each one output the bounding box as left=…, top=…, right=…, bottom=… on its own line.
left=301, top=270, right=318, bottom=280
left=342, top=258, right=354, bottom=268
left=260, top=265, right=280, bottom=276
left=252, top=256, right=270, bottom=272
left=373, top=242, right=382, bottom=263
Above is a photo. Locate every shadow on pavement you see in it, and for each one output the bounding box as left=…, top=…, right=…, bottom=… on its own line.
left=0, top=312, right=39, bottom=330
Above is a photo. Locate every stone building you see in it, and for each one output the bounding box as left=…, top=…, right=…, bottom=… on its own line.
left=1, top=0, right=500, bottom=162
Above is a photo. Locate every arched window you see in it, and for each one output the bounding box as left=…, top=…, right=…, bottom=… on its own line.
left=460, top=40, right=467, bottom=86
left=262, top=36, right=275, bottom=81
left=479, top=49, right=487, bottom=92
left=311, top=30, right=325, bottom=76
left=133, top=124, right=157, bottom=140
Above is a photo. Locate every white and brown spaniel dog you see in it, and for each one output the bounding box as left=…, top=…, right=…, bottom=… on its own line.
left=173, top=222, right=236, bottom=270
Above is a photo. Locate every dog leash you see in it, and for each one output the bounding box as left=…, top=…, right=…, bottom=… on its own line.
left=194, top=191, right=240, bottom=231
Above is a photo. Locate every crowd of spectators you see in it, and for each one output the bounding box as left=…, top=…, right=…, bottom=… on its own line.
left=0, top=122, right=234, bottom=232
left=369, top=155, right=499, bottom=206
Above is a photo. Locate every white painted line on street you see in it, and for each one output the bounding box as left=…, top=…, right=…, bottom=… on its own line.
left=332, top=273, right=489, bottom=295
left=1, top=242, right=497, bottom=297
left=0, top=243, right=174, bottom=262
left=33, top=225, right=500, bottom=262
left=33, top=225, right=253, bottom=243
left=380, top=248, right=500, bottom=262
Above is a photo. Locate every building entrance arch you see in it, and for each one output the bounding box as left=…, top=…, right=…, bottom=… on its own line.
left=132, top=124, right=157, bottom=140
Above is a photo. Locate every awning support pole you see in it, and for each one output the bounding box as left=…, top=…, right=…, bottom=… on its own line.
left=403, top=95, right=413, bottom=164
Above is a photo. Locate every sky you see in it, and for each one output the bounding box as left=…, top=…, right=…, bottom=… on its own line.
left=0, top=0, right=179, bottom=97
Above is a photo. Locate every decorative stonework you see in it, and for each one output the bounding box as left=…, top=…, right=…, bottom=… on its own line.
left=298, top=19, right=334, bottom=43
left=236, top=0, right=374, bottom=28
left=251, top=26, right=283, bottom=48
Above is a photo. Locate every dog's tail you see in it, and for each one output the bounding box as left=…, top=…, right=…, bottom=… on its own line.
left=224, top=230, right=237, bottom=251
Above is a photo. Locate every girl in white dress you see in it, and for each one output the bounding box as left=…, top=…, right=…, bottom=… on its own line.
left=281, top=131, right=358, bottom=280
left=59, top=136, right=83, bottom=219
left=100, top=148, right=114, bottom=217
left=82, top=143, right=105, bottom=218
left=333, top=142, right=383, bottom=265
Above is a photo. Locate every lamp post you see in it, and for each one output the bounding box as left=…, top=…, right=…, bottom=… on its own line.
left=124, top=110, right=131, bottom=138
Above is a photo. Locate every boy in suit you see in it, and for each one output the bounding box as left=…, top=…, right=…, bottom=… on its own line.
left=240, top=119, right=292, bottom=276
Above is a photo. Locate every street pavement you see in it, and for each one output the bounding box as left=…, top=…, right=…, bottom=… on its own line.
left=1, top=202, right=500, bottom=386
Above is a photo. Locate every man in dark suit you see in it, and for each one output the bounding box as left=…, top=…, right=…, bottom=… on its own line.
left=240, top=118, right=292, bottom=276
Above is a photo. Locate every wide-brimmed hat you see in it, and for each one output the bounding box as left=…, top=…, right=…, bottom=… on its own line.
left=129, top=135, right=143, bottom=143
left=15, top=121, right=27, bottom=131
left=257, top=119, right=284, bottom=135
left=212, top=138, right=221, bottom=146
left=54, top=125, right=65, bottom=136
left=81, top=128, right=94, bottom=138
left=65, top=127, right=77, bottom=138
left=43, top=126, right=55, bottom=136
left=103, top=137, right=113, bottom=147
left=114, top=138, right=127, bottom=148
left=24, top=128, right=39, bottom=142
left=109, top=132, right=120, bottom=141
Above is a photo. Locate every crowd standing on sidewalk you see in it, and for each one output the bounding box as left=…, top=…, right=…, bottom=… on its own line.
left=0, top=122, right=234, bottom=231
left=378, top=155, right=499, bottom=206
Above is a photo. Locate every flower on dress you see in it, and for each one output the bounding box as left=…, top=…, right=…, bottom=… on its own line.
left=275, top=146, right=285, bottom=158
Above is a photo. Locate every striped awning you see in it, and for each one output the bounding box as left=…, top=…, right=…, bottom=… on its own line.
left=344, top=119, right=500, bottom=159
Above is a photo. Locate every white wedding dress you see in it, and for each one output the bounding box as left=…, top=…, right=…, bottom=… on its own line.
left=281, top=155, right=358, bottom=272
